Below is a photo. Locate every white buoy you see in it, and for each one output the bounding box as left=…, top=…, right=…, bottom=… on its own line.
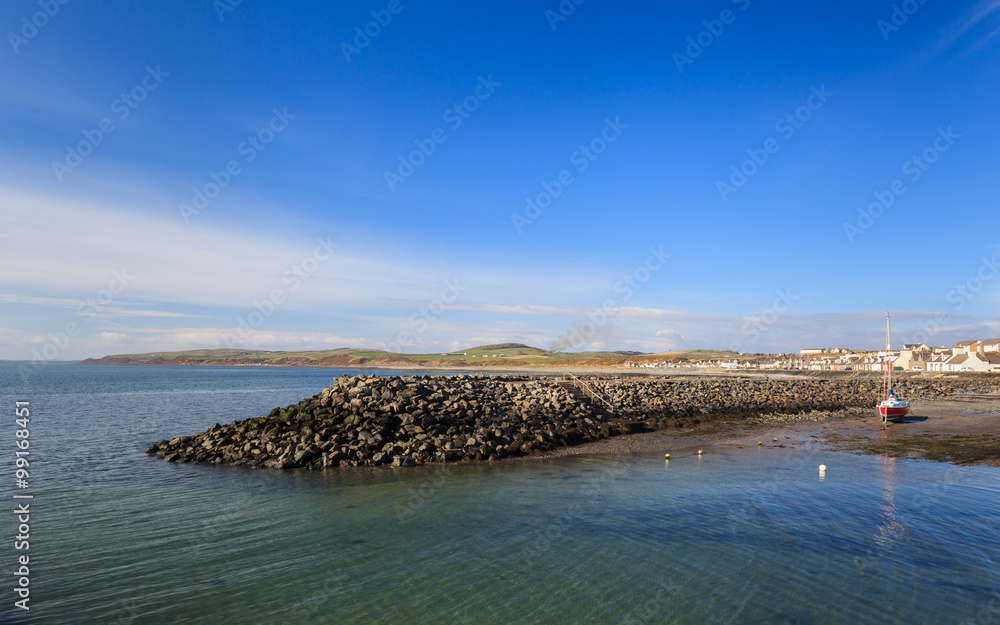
left=819, top=464, right=827, bottom=473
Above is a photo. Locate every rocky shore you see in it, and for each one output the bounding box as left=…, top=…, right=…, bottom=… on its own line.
left=145, top=373, right=996, bottom=470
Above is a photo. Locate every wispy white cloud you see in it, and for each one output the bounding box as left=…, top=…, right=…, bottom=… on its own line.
left=969, top=23, right=1000, bottom=51
left=443, top=303, right=728, bottom=323
left=0, top=293, right=200, bottom=317
left=99, top=308, right=201, bottom=318
left=121, top=327, right=365, bottom=353
left=934, top=0, right=1000, bottom=55
left=0, top=294, right=82, bottom=308
left=0, top=326, right=365, bottom=357
left=0, top=76, right=110, bottom=128
left=437, top=303, right=566, bottom=316
left=0, top=186, right=626, bottom=316
left=1, top=183, right=996, bottom=360
left=99, top=331, right=127, bottom=344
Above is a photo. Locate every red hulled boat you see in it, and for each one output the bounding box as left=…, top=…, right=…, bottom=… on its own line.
left=877, top=312, right=909, bottom=422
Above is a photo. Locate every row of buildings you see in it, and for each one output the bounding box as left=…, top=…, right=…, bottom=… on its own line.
left=798, top=339, right=1000, bottom=372
left=618, top=339, right=1000, bottom=372
left=623, top=359, right=747, bottom=370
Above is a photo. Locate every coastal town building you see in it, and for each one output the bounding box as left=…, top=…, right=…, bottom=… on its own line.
left=954, top=340, right=980, bottom=354
left=622, top=338, right=1000, bottom=372
left=925, top=350, right=954, bottom=372
left=789, top=338, right=1000, bottom=373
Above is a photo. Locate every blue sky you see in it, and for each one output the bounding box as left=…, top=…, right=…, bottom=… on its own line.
left=1, top=0, right=999, bottom=360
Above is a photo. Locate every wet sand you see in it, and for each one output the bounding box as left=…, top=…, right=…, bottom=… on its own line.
left=536, top=395, right=1000, bottom=466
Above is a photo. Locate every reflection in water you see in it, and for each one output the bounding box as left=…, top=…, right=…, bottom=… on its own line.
left=875, top=454, right=905, bottom=555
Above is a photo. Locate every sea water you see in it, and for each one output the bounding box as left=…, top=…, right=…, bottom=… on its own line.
left=1, top=365, right=998, bottom=624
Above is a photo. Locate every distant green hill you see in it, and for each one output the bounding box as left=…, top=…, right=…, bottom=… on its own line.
left=80, top=345, right=743, bottom=369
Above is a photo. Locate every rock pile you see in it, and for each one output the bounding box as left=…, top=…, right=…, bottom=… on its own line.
left=145, top=373, right=996, bottom=469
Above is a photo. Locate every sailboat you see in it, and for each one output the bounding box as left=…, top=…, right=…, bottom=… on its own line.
left=877, top=311, right=910, bottom=422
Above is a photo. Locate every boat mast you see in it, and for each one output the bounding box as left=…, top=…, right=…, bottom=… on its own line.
left=885, top=311, right=891, bottom=396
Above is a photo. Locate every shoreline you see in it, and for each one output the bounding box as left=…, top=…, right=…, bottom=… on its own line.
left=532, top=396, right=1000, bottom=467
left=146, top=373, right=1000, bottom=470
left=77, top=359, right=1000, bottom=383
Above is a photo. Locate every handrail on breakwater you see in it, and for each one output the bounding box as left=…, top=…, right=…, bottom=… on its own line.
left=564, top=372, right=616, bottom=414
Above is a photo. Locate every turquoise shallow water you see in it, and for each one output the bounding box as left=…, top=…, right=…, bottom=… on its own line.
left=1, top=365, right=999, bottom=624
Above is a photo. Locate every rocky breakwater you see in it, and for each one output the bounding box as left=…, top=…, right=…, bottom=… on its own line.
left=147, top=374, right=618, bottom=469
left=901, top=375, right=1000, bottom=396
left=581, top=377, right=885, bottom=430
left=146, top=374, right=904, bottom=470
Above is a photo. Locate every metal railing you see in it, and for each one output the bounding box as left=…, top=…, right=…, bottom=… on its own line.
left=564, top=372, right=615, bottom=414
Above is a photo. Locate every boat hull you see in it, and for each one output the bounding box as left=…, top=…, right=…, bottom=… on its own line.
left=878, top=405, right=909, bottom=418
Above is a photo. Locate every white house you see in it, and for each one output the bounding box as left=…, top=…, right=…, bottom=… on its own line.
left=981, top=339, right=1000, bottom=353
left=942, top=352, right=969, bottom=371
left=942, top=351, right=992, bottom=371
left=953, top=340, right=980, bottom=355
left=925, top=350, right=953, bottom=372
left=964, top=353, right=994, bottom=372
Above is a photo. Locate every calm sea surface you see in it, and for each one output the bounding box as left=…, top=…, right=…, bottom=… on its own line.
left=0, top=364, right=998, bottom=624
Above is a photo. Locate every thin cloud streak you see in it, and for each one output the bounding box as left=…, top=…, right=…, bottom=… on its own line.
left=934, top=0, right=1000, bottom=55
left=0, top=294, right=201, bottom=317
left=0, top=186, right=636, bottom=315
